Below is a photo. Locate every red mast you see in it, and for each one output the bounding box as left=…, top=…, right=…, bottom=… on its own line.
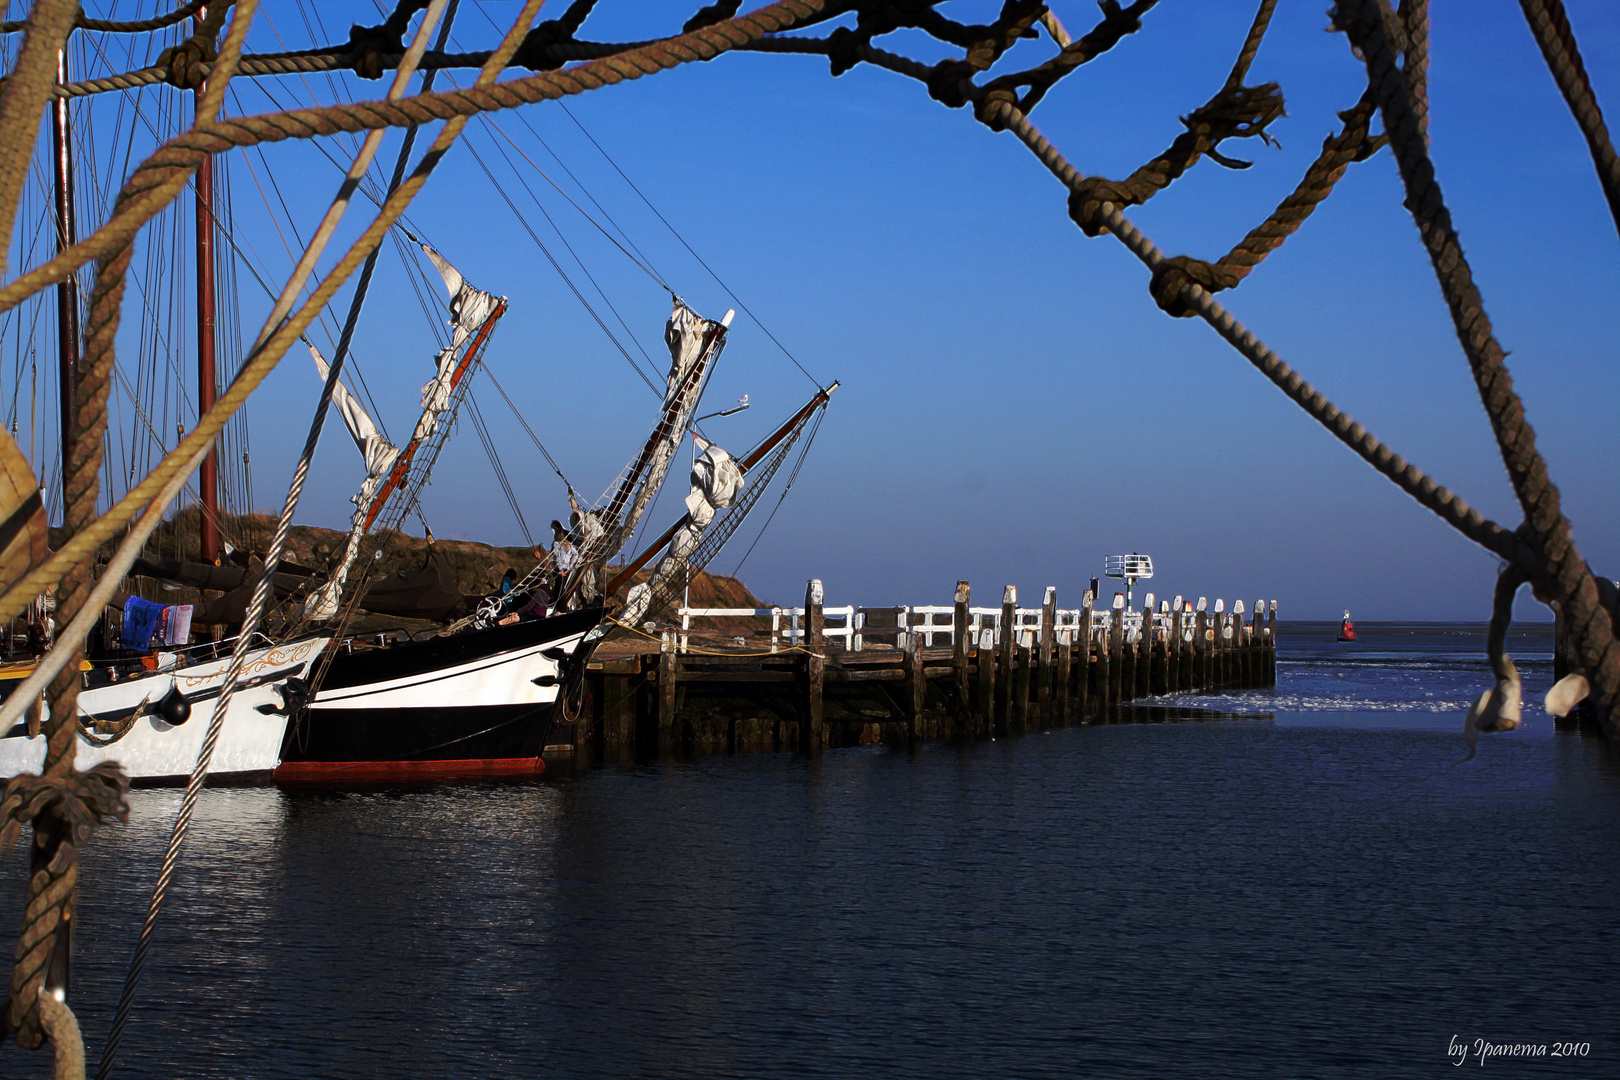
left=194, top=15, right=219, bottom=565
left=50, top=50, right=80, bottom=519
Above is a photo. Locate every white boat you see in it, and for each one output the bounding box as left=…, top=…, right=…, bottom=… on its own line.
left=0, top=635, right=327, bottom=785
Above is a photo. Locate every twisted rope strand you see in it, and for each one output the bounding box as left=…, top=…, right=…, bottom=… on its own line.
left=0, top=0, right=833, bottom=626
left=1518, top=0, right=1620, bottom=236
left=0, top=0, right=80, bottom=281
left=3, top=1, right=257, bottom=1054
left=982, top=95, right=1550, bottom=617
left=94, top=2, right=545, bottom=1068
left=0, top=0, right=208, bottom=35
left=1215, top=94, right=1384, bottom=284
left=1339, top=0, right=1618, bottom=736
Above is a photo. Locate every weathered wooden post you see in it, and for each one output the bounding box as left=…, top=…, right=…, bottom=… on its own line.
left=1079, top=589, right=1095, bottom=717
left=1233, top=601, right=1248, bottom=687
left=976, top=627, right=995, bottom=736
left=1179, top=599, right=1194, bottom=690
left=906, top=631, right=926, bottom=742
left=1010, top=638, right=1029, bottom=733
left=998, top=586, right=1015, bottom=727
left=1194, top=598, right=1209, bottom=690
left=1108, top=593, right=1125, bottom=708
left=1267, top=599, right=1278, bottom=684
left=1251, top=599, right=1265, bottom=688
left=1166, top=596, right=1182, bottom=694
left=1213, top=599, right=1227, bottom=687
left=803, top=578, right=824, bottom=752
left=1038, top=586, right=1056, bottom=725
left=658, top=631, right=679, bottom=755
left=953, top=581, right=971, bottom=732
left=1056, top=629, right=1072, bottom=724
left=1134, top=592, right=1152, bottom=701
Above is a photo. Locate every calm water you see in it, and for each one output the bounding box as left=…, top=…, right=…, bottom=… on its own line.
left=3, top=622, right=1617, bottom=1078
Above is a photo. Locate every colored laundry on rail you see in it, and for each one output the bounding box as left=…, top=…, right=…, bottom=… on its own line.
left=121, top=596, right=165, bottom=652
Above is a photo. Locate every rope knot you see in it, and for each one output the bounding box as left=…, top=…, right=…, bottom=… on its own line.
left=1148, top=255, right=1239, bottom=317
left=824, top=26, right=863, bottom=76
left=157, top=36, right=216, bottom=90
left=512, top=18, right=584, bottom=71
left=1067, top=177, right=1135, bottom=236
left=976, top=88, right=1019, bottom=130
left=926, top=59, right=978, bottom=110
left=0, top=764, right=130, bottom=871
left=345, top=21, right=402, bottom=80
left=1183, top=82, right=1286, bottom=167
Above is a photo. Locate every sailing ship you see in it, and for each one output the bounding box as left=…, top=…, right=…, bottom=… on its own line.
left=2, top=8, right=834, bottom=787
left=0, top=34, right=327, bottom=784
left=272, top=241, right=831, bottom=779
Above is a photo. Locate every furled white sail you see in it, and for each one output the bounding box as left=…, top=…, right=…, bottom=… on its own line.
left=302, top=344, right=398, bottom=620
left=620, top=435, right=743, bottom=626
left=585, top=300, right=724, bottom=577
left=304, top=245, right=502, bottom=622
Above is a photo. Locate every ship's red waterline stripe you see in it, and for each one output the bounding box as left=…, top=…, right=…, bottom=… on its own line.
left=273, top=757, right=545, bottom=781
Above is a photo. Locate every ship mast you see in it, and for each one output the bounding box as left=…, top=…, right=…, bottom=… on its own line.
left=50, top=49, right=79, bottom=522
left=194, top=11, right=220, bottom=565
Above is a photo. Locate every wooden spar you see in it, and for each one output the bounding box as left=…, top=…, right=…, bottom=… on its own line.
left=598, top=314, right=730, bottom=532
left=600, top=381, right=839, bottom=598
left=50, top=50, right=80, bottom=523
left=361, top=299, right=507, bottom=531
left=194, top=72, right=219, bottom=564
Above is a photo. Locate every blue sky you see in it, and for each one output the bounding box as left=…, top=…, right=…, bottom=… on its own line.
left=12, top=1, right=1620, bottom=621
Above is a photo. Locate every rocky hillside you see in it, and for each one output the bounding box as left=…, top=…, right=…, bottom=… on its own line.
left=126, top=507, right=761, bottom=611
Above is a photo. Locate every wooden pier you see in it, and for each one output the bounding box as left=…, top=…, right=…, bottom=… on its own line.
left=553, top=581, right=1278, bottom=762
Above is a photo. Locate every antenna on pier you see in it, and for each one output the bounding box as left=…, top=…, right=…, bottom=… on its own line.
left=1105, top=553, right=1154, bottom=608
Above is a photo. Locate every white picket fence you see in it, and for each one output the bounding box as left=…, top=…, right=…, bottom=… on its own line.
left=676, top=593, right=1275, bottom=654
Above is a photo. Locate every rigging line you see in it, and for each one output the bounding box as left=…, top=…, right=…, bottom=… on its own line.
left=481, top=113, right=670, bottom=292
left=557, top=100, right=826, bottom=392
left=458, top=134, right=662, bottom=397
left=509, top=105, right=668, bottom=291
left=231, top=68, right=439, bottom=253
left=480, top=363, right=572, bottom=489
left=729, top=407, right=824, bottom=579
left=468, top=391, right=533, bottom=547
left=472, top=120, right=663, bottom=379
left=328, top=0, right=461, bottom=384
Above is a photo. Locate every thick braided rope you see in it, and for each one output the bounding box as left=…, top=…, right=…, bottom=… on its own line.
left=1340, top=0, right=1618, bottom=738
left=96, top=7, right=545, bottom=1068
left=42, top=0, right=255, bottom=742
left=6, top=857, right=75, bottom=1049
left=1216, top=94, right=1383, bottom=283
left=0, top=0, right=831, bottom=626
left=982, top=0, right=1158, bottom=111
left=94, top=1, right=537, bottom=1064
left=1518, top=0, right=1620, bottom=235
left=2, top=1, right=256, bottom=1054
left=50, top=38, right=719, bottom=99
left=1226, top=0, right=1277, bottom=89
left=0, top=0, right=208, bottom=35
left=0, top=0, right=79, bottom=281
left=1399, top=0, right=1429, bottom=145
left=0, top=0, right=828, bottom=318
left=984, top=97, right=1546, bottom=593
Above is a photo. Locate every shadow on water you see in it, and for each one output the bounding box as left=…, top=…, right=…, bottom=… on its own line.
left=1103, top=703, right=1276, bottom=725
